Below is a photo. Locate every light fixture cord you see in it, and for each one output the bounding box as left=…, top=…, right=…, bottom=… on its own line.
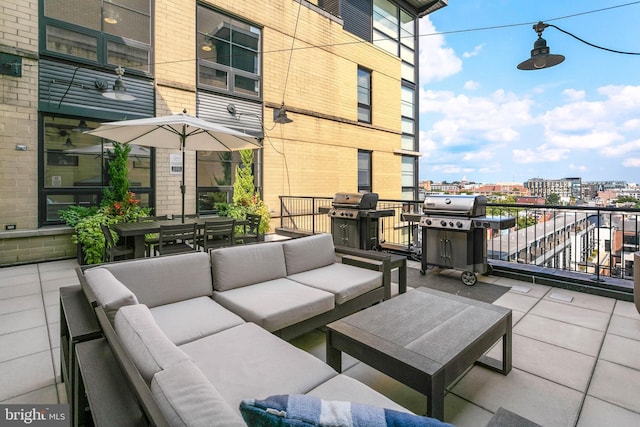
left=56, top=66, right=81, bottom=109
left=547, top=23, right=640, bottom=55
left=281, top=0, right=303, bottom=105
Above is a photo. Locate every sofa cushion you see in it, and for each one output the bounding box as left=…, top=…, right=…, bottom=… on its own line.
left=306, top=374, right=411, bottom=414
left=151, top=297, right=244, bottom=345
left=210, top=242, right=287, bottom=292
left=100, top=252, right=213, bottom=308
left=213, top=278, right=334, bottom=332
left=150, top=296, right=245, bottom=345
left=288, top=263, right=382, bottom=305
left=114, top=304, right=190, bottom=383
left=83, top=267, right=138, bottom=320
left=179, top=323, right=337, bottom=418
left=282, top=233, right=336, bottom=275
left=151, top=359, right=245, bottom=427
left=239, top=394, right=453, bottom=427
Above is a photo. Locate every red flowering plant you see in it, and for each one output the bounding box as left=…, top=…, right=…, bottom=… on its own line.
left=104, top=191, right=149, bottom=223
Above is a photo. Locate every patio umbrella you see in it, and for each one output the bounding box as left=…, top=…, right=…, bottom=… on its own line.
left=85, top=110, right=261, bottom=222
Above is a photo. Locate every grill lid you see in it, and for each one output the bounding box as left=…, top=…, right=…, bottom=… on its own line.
left=422, top=195, right=487, bottom=217
left=332, top=192, right=379, bottom=210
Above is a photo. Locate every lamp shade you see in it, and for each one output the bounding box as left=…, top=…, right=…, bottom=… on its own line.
left=517, top=36, right=565, bottom=70
left=273, top=107, right=293, bottom=124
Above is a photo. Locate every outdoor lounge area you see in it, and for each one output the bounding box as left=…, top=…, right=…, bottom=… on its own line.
left=1, top=235, right=640, bottom=427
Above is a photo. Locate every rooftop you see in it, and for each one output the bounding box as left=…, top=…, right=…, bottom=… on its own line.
left=1, top=255, right=639, bottom=426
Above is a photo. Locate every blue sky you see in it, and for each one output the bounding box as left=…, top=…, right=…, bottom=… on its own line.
left=417, top=1, right=640, bottom=184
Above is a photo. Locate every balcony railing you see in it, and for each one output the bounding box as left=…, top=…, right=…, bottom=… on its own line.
left=278, top=196, right=639, bottom=297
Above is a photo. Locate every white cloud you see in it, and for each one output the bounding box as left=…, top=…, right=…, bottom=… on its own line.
left=512, top=146, right=570, bottom=164
left=418, top=17, right=462, bottom=84
left=569, top=164, right=588, bottom=172
left=463, top=150, right=493, bottom=161
left=623, top=158, right=640, bottom=167
left=563, top=89, right=585, bottom=101
left=464, top=80, right=480, bottom=90
left=463, top=44, right=484, bottom=58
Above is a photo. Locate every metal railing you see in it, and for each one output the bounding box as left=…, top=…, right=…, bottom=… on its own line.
left=279, top=196, right=639, bottom=293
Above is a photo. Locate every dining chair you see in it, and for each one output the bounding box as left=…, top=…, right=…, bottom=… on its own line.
left=197, top=218, right=236, bottom=252
left=137, top=215, right=168, bottom=256
left=157, top=223, right=198, bottom=255
left=101, top=224, right=135, bottom=262
left=235, top=213, right=262, bottom=244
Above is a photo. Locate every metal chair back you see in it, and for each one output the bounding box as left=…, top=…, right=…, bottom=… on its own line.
left=158, top=223, right=198, bottom=255
left=199, top=218, right=236, bottom=252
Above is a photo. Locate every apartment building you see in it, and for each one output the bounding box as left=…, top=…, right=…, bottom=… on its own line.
left=524, top=177, right=581, bottom=199
left=0, top=0, right=447, bottom=264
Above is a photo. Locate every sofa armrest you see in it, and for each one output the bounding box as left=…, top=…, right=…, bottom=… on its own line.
left=340, top=254, right=392, bottom=301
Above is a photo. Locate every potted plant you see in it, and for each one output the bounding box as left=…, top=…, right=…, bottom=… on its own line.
left=62, top=142, right=150, bottom=264
left=229, top=149, right=270, bottom=237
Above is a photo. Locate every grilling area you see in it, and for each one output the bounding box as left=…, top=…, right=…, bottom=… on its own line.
left=402, top=195, right=516, bottom=286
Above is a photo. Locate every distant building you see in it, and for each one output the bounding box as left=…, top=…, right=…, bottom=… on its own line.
left=475, top=184, right=529, bottom=197
left=524, top=177, right=581, bottom=199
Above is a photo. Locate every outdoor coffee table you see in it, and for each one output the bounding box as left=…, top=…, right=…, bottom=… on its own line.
left=326, top=287, right=512, bottom=420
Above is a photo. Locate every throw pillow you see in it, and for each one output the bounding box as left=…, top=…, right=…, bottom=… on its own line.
left=239, top=394, right=455, bottom=427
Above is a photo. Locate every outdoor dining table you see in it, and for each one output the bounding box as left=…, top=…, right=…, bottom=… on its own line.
left=111, top=217, right=248, bottom=259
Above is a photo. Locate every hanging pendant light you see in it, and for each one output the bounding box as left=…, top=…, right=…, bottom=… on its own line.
left=517, top=22, right=565, bottom=70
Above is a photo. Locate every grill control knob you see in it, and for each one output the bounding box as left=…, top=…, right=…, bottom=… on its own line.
left=426, top=219, right=432, bottom=225
left=456, top=221, right=463, bottom=228
left=440, top=220, right=447, bottom=227
left=349, top=212, right=354, bottom=217
left=449, top=221, right=454, bottom=227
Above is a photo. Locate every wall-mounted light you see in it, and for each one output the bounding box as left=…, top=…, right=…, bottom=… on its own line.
left=518, top=21, right=640, bottom=70
left=273, top=104, right=293, bottom=124
left=101, top=66, right=136, bottom=101
left=64, top=136, right=75, bottom=147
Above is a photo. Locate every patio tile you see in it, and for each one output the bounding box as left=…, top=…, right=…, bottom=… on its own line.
left=43, top=289, right=60, bottom=307
left=607, top=314, right=640, bottom=341
left=588, top=359, right=640, bottom=413
left=451, top=366, right=582, bottom=427
left=599, top=333, right=640, bottom=371
left=612, top=300, right=640, bottom=321
left=1, top=385, right=59, bottom=404
left=0, top=326, right=51, bottom=363
left=45, top=303, right=60, bottom=326
left=529, top=299, right=610, bottom=331
left=0, top=281, right=41, bottom=300
left=48, top=322, right=60, bottom=349
left=0, top=294, right=43, bottom=316
left=0, top=308, right=46, bottom=335
left=41, top=276, right=79, bottom=292
left=0, top=272, right=41, bottom=289
left=492, top=291, right=540, bottom=313
left=51, top=346, right=61, bottom=383
left=507, top=282, right=551, bottom=299
left=542, top=289, right=615, bottom=314
left=491, top=276, right=532, bottom=289
left=289, top=329, right=358, bottom=372
left=0, top=264, right=38, bottom=278
left=37, top=259, right=79, bottom=273
left=444, top=394, right=493, bottom=427
left=511, top=309, right=525, bottom=326
left=488, top=334, right=596, bottom=392
left=0, top=351, right=55, bottom=401
left=577, top=396, right=640, bottom=427
left=513, top=313, right=604, bottom=356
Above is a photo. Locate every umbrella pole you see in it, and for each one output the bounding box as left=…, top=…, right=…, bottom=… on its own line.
left=180, top=134, right=186, bottom=223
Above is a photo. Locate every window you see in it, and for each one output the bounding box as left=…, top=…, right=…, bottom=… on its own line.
left=358, top=67, right=371, bottom=123
left=401, top=84, right=415, bottom=151
left=196, top=151, right=262, bottom=215
left=41, top=115, right=152, bottom=224
left=41, top=0, right=152, bottom=73
left=358, top=150, right=372, bottom=193
left=196, top=5, right=261, bottom=98
left=372, top=0, right=416, bottom=83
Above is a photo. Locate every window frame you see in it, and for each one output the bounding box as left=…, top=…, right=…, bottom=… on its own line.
left=358, top=150, right=373, bottom=193
left=357, top=66, right=372, bottom=124
left=196, top=4, right=262, bottom=100
left=39, top=0, right=153, bottom=76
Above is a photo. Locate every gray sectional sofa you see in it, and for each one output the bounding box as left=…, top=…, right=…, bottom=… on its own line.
left=77, top=233, right=409, bottom=426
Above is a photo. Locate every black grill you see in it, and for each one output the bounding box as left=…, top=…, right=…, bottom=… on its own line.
left=402, top=195, right=515, bottom=286
left=324, top=192, right=395, bottom=250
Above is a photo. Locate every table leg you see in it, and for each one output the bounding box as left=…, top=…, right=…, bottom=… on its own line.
left=398, top=258, right=407, bottom=294
left=132, top=235, right=146, bottom=258
left=326, top=331, right=342, bottom=372
left=426, top=372, right=445, bottom=420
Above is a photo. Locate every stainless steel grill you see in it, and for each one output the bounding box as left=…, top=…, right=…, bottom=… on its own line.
left=325, top=192, right=395, bottom=250
left=403, top=195, right=515, bottom=285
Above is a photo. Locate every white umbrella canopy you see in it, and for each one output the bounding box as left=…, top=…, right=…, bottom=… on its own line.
left=85, top=111, right=262, bottom=222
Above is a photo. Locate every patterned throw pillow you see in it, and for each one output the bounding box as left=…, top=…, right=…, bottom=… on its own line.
left=239, top=394, right=455, bottom=427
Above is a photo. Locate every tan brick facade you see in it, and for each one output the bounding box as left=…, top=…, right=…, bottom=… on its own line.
left=0, top=0, right=410, bottom=265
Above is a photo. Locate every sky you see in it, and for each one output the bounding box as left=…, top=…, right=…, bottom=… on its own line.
left=417, top=1, right=640, bottom=185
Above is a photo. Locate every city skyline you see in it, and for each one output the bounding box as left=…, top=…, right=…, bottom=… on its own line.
left=417, top=1, right=640, bottom=184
